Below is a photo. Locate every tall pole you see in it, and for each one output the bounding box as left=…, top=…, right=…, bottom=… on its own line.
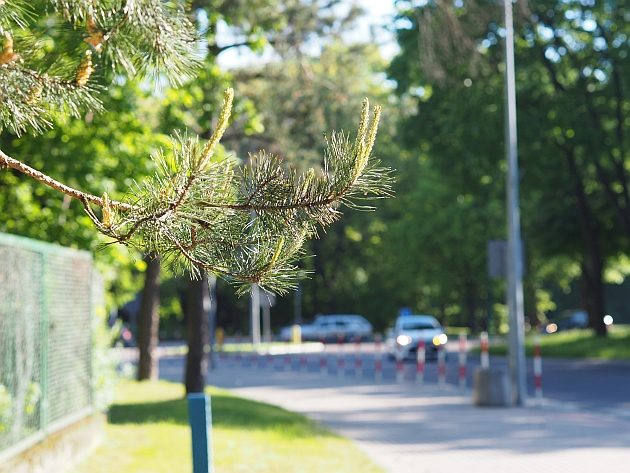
left=503, top=0, right=527, bottom=406
left=251, top=284, right=261, bottom=345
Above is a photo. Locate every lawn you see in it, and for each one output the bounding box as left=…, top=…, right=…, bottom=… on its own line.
left=486, top=325, right=630, bottom=360
left=71, top=380, right=383, bottom=473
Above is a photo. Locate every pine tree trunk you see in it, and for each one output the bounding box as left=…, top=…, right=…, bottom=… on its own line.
left=137, top=253, right=161, bottom=381
left=185, top=272, right=210, bottom=394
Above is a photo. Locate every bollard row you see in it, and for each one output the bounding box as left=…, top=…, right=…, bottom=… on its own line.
left=215, top=332, right=544, bottom=401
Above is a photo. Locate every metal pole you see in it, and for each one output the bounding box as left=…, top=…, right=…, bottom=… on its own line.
left=262, top=303, right=271, bottom=344
left=251, top=284, right=261, bottom=345
left=503, top=0, right=527, bottom=406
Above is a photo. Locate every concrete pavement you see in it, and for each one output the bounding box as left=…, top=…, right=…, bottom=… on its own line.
left=204, top=360, right=630, bottom=473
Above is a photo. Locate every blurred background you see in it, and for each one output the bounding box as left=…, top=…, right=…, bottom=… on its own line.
left=1, top=0, right=628, bottom=341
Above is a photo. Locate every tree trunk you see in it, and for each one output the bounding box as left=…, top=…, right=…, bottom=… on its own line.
left=581, top=253, right=607, bottom=337
left=137, top=253, right=160, bottom=381
left=564, top=148, right=607, bottom=337
left=185, top=272, right=210, bottom=394
left=524, top=253, right=541, bottom=329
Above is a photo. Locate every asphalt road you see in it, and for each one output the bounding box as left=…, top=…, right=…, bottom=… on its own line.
left=156, top=344, right=630, bottom=414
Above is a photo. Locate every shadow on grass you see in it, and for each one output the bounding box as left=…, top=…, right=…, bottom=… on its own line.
left=109, top=392, right=333, bottom=438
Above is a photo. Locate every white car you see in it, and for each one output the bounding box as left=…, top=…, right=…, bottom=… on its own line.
left=386, top=315, right=447, bottom=360
left=280, top=314, right=373, bottom=342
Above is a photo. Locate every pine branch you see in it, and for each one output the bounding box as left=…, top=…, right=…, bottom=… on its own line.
left=0, top=147, right=134, bottom=211
left=0, top=89, right=393, bottom=293
left=0, top=0, right=201, bottom=135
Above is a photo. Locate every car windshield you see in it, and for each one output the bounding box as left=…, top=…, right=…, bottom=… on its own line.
left=401, top=322, right=438, bottom=330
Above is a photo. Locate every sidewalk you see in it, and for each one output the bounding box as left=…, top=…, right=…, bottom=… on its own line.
left=207, top=363, right=630, bottom=473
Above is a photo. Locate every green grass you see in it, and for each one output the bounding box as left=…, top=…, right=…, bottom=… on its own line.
left=71, top=380, right=384, bottom=473
left=484, top=325, right=630, bottom=360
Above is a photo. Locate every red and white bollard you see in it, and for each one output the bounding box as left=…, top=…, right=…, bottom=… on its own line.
left=416, top=340, right=425, bottom=385
left=320, top=338, right=328, bottom=375
left=458, top=334, right=467, bottom=392
left=337, top=335, right=345, bottom=379
left=354, top=337, right=363, bottom=379
left=480, top=331, right=490, bottom=369
left=374, top=336, right=383, bottom=383
left=437, top=347, right=446, bottom=388
left=534, top=336, right=543, bottom=406
left=395, top=346, right=405, bottom=383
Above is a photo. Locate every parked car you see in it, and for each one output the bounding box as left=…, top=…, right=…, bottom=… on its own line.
left=280, top=314, right=373, bottom=342
left=544, top=310, right=588, bottom=334
left=385, top=315, right=447, bottom=360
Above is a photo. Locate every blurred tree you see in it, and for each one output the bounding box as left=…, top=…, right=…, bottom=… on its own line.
left=388, top=0, right=629, bottom=335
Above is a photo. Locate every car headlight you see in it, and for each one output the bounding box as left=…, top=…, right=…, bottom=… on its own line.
left=396, top=335, right=412, bottom=346
left=432, top=334, right=448, bottom=346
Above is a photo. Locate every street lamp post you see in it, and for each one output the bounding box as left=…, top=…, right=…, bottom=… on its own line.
left=503, top=0, right=527, bottom=406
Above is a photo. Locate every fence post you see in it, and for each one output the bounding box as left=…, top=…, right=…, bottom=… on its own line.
left=188, top=393, right=213, bottom=473
left=39, top=252, right=50, bottom=433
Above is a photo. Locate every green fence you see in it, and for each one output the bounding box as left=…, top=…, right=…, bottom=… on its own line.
left=0, top=233, right=100, bottom=461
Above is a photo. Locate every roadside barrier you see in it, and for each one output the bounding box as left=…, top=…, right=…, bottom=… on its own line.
left=320, top=338, right=328, bottom=375
left=437, top=348, right=446, bottom=388
left=534, top=336, right=543, bottom=405
left=223, top=334, right=491, bottom=393
left=480, top=331, right=490, bottom=369
left=395, top=347, right=404, bottom=383
left=374, top=337, right=383, bottom=383
left=416, top=340, right=425, bottom=385
left=355, top=338, right=363, bottom=378
left=458, top=334, right=467, bottom=391
left=337, top=336, right=345, bottom=379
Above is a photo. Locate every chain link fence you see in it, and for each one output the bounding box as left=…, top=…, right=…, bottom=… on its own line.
left=0, top=232, right=100, bottom=461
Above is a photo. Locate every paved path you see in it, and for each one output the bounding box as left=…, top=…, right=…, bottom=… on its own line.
left=195, top=360, right=630, bottom=473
